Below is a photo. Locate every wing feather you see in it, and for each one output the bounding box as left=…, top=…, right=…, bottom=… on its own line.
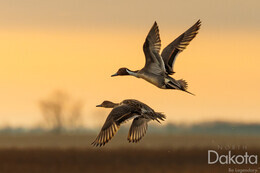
left=161, top=20, right=201, bottom=74
left=143, top=21, right=166, bottom=75
left=92, top=105, right=134, bottom=147
left=144, top=21, right=161, bottom=55
left=128, top=117, right=148, bottom=143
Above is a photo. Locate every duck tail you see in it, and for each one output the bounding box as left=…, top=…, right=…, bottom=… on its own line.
left=177, top=79, right=188, bottom=90
left=154, top=112, right=166, bottom=123
left=177, top=79, right=195, bottom=96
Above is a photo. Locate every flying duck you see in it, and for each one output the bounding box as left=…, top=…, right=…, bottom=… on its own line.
left=92, top=99, right=166, bottom=147
left=111, top=20, right=201, bottom=95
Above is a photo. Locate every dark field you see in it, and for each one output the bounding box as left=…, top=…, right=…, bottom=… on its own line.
left=0, top=148, right=260, bottom=173
left=0, top=134, right=259, bottom=173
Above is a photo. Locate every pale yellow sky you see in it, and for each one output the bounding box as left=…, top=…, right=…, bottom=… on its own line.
left=0, top=0, right=259, bottom=127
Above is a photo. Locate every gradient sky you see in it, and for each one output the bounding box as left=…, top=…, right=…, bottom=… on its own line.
left=0, top=0, right=259, bottom=128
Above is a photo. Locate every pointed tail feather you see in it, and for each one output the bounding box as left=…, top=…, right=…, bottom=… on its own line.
left=177, top=79, right=195, bottom=96
left=166, top=79, right=195, bottom=95
left=183, top=90, right=195, bottom=96
left=154, top=112, right=166, bottom=123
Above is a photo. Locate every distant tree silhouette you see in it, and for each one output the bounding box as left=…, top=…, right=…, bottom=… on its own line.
left=39, top=91, right=83, bottom=133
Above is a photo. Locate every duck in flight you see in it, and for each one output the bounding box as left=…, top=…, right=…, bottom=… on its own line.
left=111, top=20, right=201, bottom=95
left=92, top=99, right=165, bottom=147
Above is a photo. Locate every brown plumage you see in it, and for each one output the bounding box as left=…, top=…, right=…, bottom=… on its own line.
left=128, top=117, right=148, bottom=143
left=161, top=20, right=201, bottom=75
left=111, top=20, right=201, bottom=95
left=92, top=99, right=166, bottom=147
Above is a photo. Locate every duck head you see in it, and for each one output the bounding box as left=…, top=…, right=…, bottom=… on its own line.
left=111, top=68, right=139, bottom=77
left=111, top=68, right=130, bottom=77
left=96, top=101, right=119, bottom=108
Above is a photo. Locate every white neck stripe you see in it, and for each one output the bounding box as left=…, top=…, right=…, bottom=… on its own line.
left=126, top=69, right=137, bottom=77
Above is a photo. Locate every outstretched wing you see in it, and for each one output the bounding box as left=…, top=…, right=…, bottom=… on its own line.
left=127, top=117, right=148, bottom=143
left=161, top=20, right=201, bottom=74
left=143, top=21, right=166, bottom=75
left=92, top=105, right=134, bottom=147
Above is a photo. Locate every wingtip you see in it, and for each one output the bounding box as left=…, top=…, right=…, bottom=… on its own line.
left=91, top=141, right=97, bottom=147
left=91, top=139, right=107, bottom=147
left=196, top=19, right=202, bottom=27
left=153, top=21, right=159, bottom=28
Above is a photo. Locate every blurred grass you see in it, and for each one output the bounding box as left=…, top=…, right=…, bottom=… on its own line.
left=0, top=148, right=259, bottom=173
left=0, top=134, right=259, bottom=173
left=0, top=133, right=260, bottom=149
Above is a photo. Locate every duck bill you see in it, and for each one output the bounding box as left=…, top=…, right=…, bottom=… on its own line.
left=111, top=73, right=118, bottom=77
left=96, top=104, right=102, bottom=107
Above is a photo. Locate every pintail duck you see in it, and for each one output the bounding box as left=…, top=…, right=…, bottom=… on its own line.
left=92, top=99, right=166, bottom=147
left=112, top=20, right=201, bottom=95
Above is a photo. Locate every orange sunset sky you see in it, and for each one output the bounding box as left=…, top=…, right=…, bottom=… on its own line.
left=0, top=0, right=259, bottom=128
